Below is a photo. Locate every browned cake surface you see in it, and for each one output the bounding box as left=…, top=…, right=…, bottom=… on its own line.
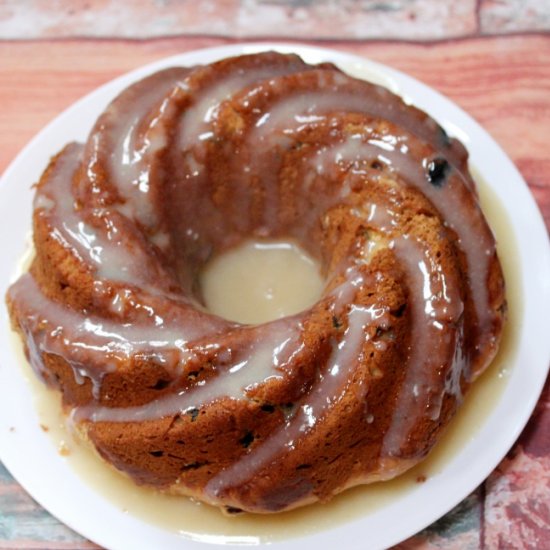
left=6, top=52, right=505, bottom=513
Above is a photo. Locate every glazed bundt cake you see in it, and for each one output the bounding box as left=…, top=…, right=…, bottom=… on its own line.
left=6, top=51, right=506, bottom=513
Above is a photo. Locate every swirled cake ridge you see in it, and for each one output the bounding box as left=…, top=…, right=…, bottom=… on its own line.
left=6, top=52, right=506, bottom=513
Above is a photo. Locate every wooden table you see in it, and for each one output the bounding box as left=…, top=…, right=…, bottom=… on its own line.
left=0, top=1, right=549, bottom=548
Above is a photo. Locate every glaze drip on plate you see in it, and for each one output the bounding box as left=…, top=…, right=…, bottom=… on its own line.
left=6, top=51, right=506, bottom=514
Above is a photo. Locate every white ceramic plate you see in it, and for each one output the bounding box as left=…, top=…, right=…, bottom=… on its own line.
left=0, top=43, right=549, bottom=550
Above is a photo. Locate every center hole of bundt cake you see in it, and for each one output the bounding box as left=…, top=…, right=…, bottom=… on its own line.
left=199, top=239, right=324, bottom=324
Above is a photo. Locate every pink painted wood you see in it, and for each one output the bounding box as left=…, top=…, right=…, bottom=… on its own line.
left=0, top=0, right=548, bottom=40
left=0, top=34, right=548, bottom=549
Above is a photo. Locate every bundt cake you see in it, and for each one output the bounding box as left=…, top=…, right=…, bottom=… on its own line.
left=6, top=51, right=506, bottom=514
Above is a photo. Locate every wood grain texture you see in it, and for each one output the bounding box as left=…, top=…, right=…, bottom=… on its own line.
left=0, top=462, right=98, bottom=549
left=0, top=34, right=548, bottom=549
left=480, top=0, right=550, bottom=34
left=0, top=0, right=479, bottom=41
left=1, top=0, right=549, bottom=40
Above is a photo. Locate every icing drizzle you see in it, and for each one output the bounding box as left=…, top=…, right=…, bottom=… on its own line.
left=6, top=52, right=504, bottom=507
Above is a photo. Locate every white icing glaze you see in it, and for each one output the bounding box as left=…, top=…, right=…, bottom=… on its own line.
left=7, top=55, right=503, bottom=510
left=9, top=274, right=222, bottom=384
left=33, top=193, right=55, bottom=211
left=74, top=319, right=304, bottom=423
left=313, top=134, right=370, bottom=178
left=179, top=69, right=285, bottom=152
left=200, top=239, right=324, bottom=325
left=36, top=145, right=175, bottom=294
left=206, top=272, right=390, bottom=498
left=250, top=83, right=426, bottom=148
left=294, top=132, right=493, bottom=340
left=366, top=203, right=398, bottom=232
left=96, top=71, right=186, bottom=228
left=382, top=236, right=463, bottom=457
left=28, top=79, right=488, bottom=430
left=238, top=72, right=493, bottom=330
left=375, top=144, right=494, bottom=339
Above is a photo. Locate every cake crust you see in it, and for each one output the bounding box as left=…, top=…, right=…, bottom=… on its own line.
left=6, top=52, right=505, bottom=513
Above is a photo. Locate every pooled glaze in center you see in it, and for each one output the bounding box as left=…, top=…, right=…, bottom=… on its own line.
left=200, top=239, right=325, bottom=325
